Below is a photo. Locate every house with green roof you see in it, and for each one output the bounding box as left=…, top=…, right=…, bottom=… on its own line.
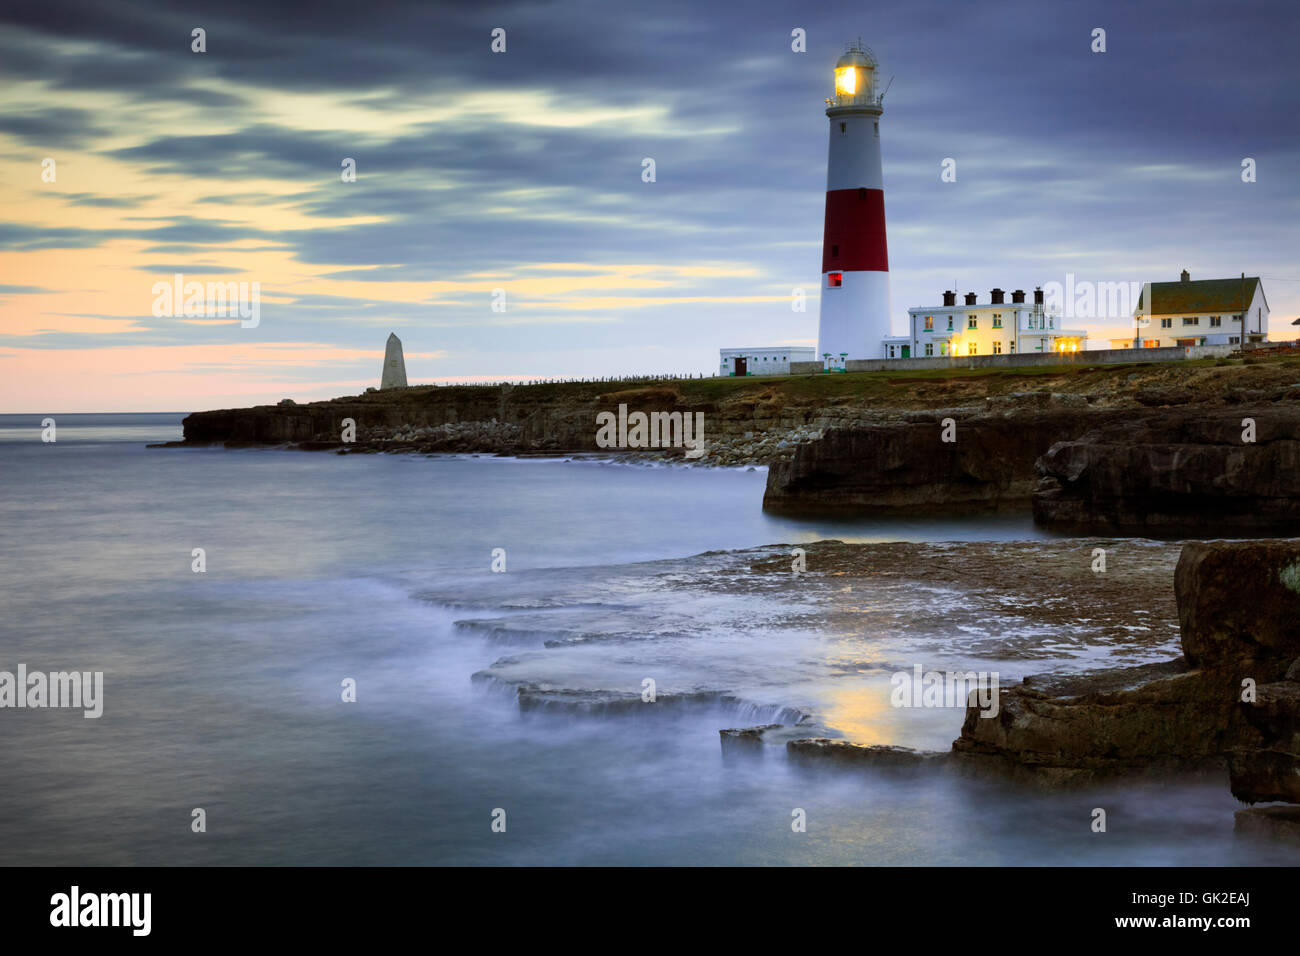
left=1119, top=270, right=1268, bottom=349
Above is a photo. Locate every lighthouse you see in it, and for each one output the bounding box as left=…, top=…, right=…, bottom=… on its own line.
left=817, top=41, right=892, bottom=365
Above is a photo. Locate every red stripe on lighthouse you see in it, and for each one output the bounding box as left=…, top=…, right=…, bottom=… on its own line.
left=821, top=187, right=888, bottom=273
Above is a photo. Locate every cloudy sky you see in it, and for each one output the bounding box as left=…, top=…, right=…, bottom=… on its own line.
left=1, top=0, right=1297, bottom=412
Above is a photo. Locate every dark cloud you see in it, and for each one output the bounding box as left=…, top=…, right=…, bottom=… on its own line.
left=137, top=264, right=248, bottom=274
left=61, top=193, right=158, bottom=208
left=0, top=224, right=132, bottom=250
left=0, top=108, right=111, bottom=149
left=3, top=0, right=1297, bottom=373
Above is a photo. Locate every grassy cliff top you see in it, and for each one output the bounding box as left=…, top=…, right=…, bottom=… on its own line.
left=306, top=353, right=1300, bottom=412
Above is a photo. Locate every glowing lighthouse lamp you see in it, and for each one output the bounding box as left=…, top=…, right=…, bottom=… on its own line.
left=817, top=41, right=893, bottom=367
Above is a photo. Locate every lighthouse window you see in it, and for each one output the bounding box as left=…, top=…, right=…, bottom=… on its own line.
left=831, top=244, right=839, bottom=257
left=858, top=187, right=867, bottom=200
left=840, top=122, right=846, bottom=133
left=827, top=272, right=842, bottom=288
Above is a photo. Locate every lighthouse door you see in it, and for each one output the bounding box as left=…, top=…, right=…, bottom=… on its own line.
left=734, top=357, right=748, bottom=376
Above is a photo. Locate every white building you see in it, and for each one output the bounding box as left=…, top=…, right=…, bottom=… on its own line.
left=720, top=347, right=816, bottom=376
left=1112, top=271, right=1268, bottom=349
left=895, top=288, right=1087, bottom=360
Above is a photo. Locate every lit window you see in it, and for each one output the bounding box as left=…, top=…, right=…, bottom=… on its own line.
left=993, top=341, right=1002, bottom=354
left=827, top=272, right=842, bottom=288
left=835, top=66, right=857, bottom=96
left=968, top=342, right=977, bottom=355
left=924, top=316, right=933, bottom=331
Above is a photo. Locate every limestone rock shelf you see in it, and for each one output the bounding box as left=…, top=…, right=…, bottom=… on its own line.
left=951, top=540, right=1300, bottom=800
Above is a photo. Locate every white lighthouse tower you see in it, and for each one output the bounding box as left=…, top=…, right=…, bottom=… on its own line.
left=817, top=41, right=892, bottom=365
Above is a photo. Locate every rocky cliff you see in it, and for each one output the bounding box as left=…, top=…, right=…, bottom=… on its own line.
left=1174, top=541, right=1300, bottom=805
left=181, top=383, right=598, bottom=450
left=953, top=540, right=1300, bottom=791
left=762, top=404, right=1129, bottom=514
left=763, top=399, right=1300, bottom=533
left=1031, top=405, right=1300, bottom=535
left=175, top=355, right=1300, bottom=516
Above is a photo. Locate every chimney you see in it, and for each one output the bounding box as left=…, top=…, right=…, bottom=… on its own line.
left=942, top=290, right=956, bottom=307
left=1011, top=289, right=1026, bottom=304
left=1033, top=287, right=1044, bottom=305
left=964, top=292, right=977, bottom=306
left=1180, top=269, right=1190, bottom=282
left=990, top=288, right=1005, bottom=305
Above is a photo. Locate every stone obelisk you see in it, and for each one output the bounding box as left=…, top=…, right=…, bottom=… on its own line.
left=380, top=332, right=407, bottom=389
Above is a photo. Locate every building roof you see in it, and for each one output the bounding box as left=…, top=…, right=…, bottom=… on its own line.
left=1139, top=277, right=1263, bottom=315
left=719, top=346, right=815, bottom=354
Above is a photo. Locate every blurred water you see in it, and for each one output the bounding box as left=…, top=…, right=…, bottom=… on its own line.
left=0, top=414, right=1288, bottom=865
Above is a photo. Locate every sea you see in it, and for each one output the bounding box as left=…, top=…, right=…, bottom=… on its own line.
left=0, top=412, right=1289, bottom=865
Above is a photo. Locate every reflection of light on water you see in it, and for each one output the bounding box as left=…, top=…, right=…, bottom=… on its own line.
left=819, top=678, right=967, bottom=750
left=820, top=681, right=896, bottom=744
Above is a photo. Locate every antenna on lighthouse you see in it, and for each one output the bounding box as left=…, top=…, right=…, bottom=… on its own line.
left=879, top=75, right=894, bottom=102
